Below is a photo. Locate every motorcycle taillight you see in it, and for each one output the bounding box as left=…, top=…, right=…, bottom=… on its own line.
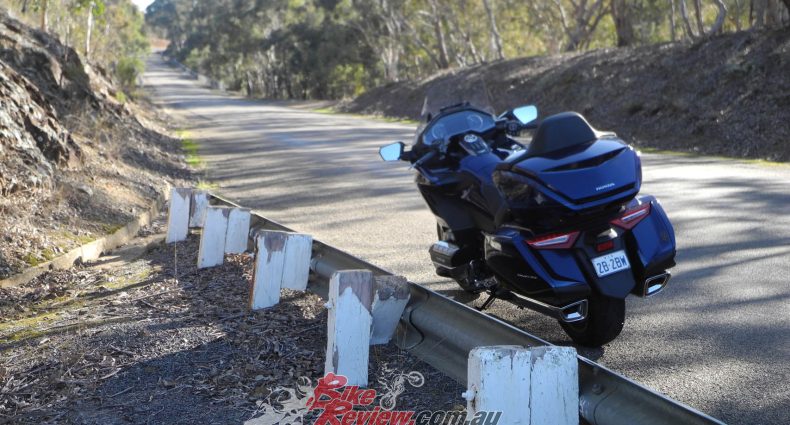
left=611, top=202, right=651, bottom=230
left=526, top=231, right=580, bottom=249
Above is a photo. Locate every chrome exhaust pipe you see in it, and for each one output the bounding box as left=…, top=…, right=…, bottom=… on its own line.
left=501, top=291, right=589, bottom=323
left=559, top=299, right=588, bottom=322
left=642, top=271, right=671, bottom=297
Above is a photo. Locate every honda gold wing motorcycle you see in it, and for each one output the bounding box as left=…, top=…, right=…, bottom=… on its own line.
left=378, top=92, right=676, bottom=346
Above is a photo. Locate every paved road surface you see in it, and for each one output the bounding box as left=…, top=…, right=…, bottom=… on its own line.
left=144, top=54, right=789, bottom=425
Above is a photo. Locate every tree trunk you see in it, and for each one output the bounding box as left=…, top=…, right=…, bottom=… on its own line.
left=731, top=0, right=743, bottom=30
left=445, top=5, right=483, bottom=64
left=560, top=0, right=606, bottom=51
left=482, top=0, right=505, bottom=60
left=402, top=19, right=444, bottom=70
left=669, top=0, right=677, bottom=41
left=765, top=0, right=782, bottom=26
left=85, top=2, right=94, bottom=60
left=693, top=0, right=705, bottom=34
left=708, top=0, right=728, bottom=34
left=465, top=31, right=484, bottom=64
left=381, top=6, right=403, bottom=82
left=752, top=0, right=766, bottom=27
left=381, top=44, right=401, bottom=82
left=679, top=0, right=698, bottom=38
left=427, top=0, right=450, bottom=68
left=446, top=30, right=468, bottom=66
left=39, top=0, right=48, bottom=31
left=611, top=0, right=637, bottom=46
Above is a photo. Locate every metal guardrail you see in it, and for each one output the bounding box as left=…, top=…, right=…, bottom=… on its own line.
left=209, top=193, right=725, bottom=425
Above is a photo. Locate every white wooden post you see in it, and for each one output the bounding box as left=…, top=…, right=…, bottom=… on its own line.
left=464, top=346, right=578, bottom=425
left=250, top=231, right=288, bottom=310
left=225, top=208, right=251, bottom=254
left=529, top=346, right=578, bottom=425
left=280, top=233, right=312, bottom=290
left=166, top=188, right=191, bottom=243
left=325, top=270, right=373, bottom=387
left=197, top=207, right=230, bottom=269
left=189, top=190, right=209, bottom=228
left=370, top=275, right=410, bottom=345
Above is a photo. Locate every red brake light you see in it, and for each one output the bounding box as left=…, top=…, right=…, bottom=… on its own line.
left=527, top=231, right=580, bottom=249
left=596, top=240, right=615, bottom=253
left=611, top=203, right=651, bottom=230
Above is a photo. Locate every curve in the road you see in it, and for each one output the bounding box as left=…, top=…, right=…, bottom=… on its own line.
left=143, top=54, right=790, bottom=425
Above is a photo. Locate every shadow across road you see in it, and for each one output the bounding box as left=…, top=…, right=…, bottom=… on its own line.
left=143, top=53, right=790, bottom=425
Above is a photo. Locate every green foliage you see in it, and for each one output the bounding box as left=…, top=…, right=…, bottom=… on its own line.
left=5, top=0, right=149, bottom=90
left=116, top=56, right=144, bottom=90
left=329, top=64, right=368, bottom=98
left=177, top=130, right=205, bottom=168
left=145, top=0, right=790, bottom=100
left=115, top=90, right=127, bottom=104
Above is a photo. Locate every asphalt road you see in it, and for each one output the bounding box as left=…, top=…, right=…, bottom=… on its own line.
left=144, top=54, right=789, bottom=425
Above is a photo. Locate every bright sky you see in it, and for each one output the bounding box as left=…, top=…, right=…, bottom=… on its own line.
left=132, top=0, right=154, bottom=13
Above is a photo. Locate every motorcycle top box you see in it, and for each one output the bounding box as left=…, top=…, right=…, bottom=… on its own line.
left=379, top=88, right=676, bottom=346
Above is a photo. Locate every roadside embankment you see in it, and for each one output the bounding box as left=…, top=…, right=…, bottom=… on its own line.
left=0, top=12, right=192, bottom=279
left=341, top=29, right=790, bottom=162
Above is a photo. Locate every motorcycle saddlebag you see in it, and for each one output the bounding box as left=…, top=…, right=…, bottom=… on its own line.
left=627, top=195, right=676, bottom=283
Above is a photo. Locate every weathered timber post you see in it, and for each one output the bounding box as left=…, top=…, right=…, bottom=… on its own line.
left=325, top=270, right=374, bottom=387
left=224, top=208, right=251, bottom=254
left=464, top=345, right=578, bottom=425
left=280, top=233, right=312, bottom=291
left=189, top=190, right=209, bottom=228
left=197, top=207, right=230, bottom=268
left=250, top=231, right=288, bottom=309
left=370, top=275, right=410, bottom=345
left=166, top=188, right=191, bottom=243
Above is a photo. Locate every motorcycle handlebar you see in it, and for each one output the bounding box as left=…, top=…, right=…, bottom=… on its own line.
left=411, top=150, right=436, bottom=169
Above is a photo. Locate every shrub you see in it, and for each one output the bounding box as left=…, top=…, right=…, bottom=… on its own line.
left=116, top=56, right=144, bottom=90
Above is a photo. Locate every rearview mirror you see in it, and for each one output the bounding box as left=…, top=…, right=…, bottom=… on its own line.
left=379, top=142, right=405, bottom=161
left=513, top=105, right=538, bottom=126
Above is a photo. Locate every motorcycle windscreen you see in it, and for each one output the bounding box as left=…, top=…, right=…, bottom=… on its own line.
left=414, top=79, right=497, bottom=144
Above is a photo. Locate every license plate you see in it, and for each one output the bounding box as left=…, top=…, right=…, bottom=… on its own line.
left=591, top=250, right=631, bottom=277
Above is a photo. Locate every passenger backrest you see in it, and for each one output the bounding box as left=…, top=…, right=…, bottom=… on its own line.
left=526, top=112, right=597, bottom=157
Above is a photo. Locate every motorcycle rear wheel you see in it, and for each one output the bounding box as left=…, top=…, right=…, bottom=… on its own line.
left=560, top=294, right=625, bottom=347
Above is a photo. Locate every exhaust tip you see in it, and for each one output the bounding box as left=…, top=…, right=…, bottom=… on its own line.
left=642, top=271, right=671, bottom=297
left=560, top=299, right=588, bottom=323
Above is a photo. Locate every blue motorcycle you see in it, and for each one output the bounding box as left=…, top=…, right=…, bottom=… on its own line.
left=379, top=93, right=676, bottom=346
